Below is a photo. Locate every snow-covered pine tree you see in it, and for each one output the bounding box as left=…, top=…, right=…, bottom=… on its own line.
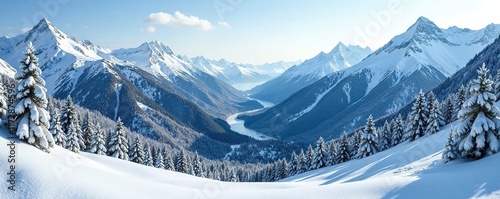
left=62, top=96, right=75, bottom=134
left=14, top=42, right=54, bottom=152
left=288, top=151, right=299, bottom=176
left=143, top=142, right=153, bottom=166
left=0, top=76, right=7, bottom=124
left=426, top=99, right=445, bottom=136
left=442, top=131, right=457, bottom=163
left=65, top=121, right=81, bottom=153
left=443, top=96, right=455, bottom=124
left=129, top=137, right=145, bottom=164
left=426, top=91, right=436, bottom=116
left=229, top=169, right=238, bottom=182
left=391, top=114, right=405, bottom=146
left=176, top=149, right=189, bottom=173
left=312, top=137, right=328, bottom=169
left=107, top=118, right=129, bottom=160
left=454, top=65, right=500, bottom=159
left=74, top=115, right=86, bottom=150
left=305, top=145, right=315, bottom=171
left=154, top=148, right=165, bottom=169
left=298, top=149, right=307, bottom=174
left=336, top=132, right=351, bottom=163
left=453, top=85, right=467, bottom=121
left=193, top=152, right=204, bottom=177
left=327, top=141, right=338, bottom=166
left=356, top=115, right=379, bottom=158
left=82, top=113, right=93, bottom=149
left=51, top=111, right=66, bottom=147
left=89, top=123, right=107, bottom=155
left=277, top=158, right=288, bottom=180
left=405, top=90, right=428, bottom=142
left=165, top=154, right=175, bottom=171
left=349, top=130, right=362, bottom=159
left=379, top=120, right=392, bottom=151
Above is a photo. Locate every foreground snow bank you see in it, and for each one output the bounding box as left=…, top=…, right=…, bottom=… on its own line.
left=0, top=123, right=499, bottom=198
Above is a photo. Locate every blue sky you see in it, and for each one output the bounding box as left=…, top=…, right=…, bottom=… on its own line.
left=1, top=0, right=500, bottom=64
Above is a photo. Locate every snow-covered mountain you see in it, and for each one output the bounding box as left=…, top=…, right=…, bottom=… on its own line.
left=185, top=56, right=300, bottom=87
left=250, top=42, right=372, bottom=103
left=243, top=17, right=500, bottom=143
left=3, top=119, right=499, bottom=198
left=0, top=58, right=15, bottom=77
left=0, top=19, right=259, bottom=158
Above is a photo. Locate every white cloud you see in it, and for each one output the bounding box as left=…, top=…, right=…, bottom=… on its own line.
left=218, top=21, right=232, bottom=29
left=146, top=11, right=214, bottom=30
left=21, top=27, right=31, bottom=33
left=141, top=26, right=156, bottom=33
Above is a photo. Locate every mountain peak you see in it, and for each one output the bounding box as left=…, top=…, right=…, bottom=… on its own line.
left=407, top=16, right=440, bottom=33
left=139, top=41, right=174, bottom=55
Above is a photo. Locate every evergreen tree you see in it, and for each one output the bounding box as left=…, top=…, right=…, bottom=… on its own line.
left=165, top=154, right=175, bottom=171
left=305, top=145, right=315, bottom=171
left=0, top=77, right=7, bottom=124
left=62, top=96, right=75, bottom=134
left=405, top=90, right=428, bottom=142
left=426, top=91, right=436, bottom=116
left=89, top=123, right=107, bottom=155
left=14, top=42, right=54, bottom=152
left=51, top=111, right=66, bottom=147
left=193, top=152, right=204, bottom=177
left=336, top=132, right=351, bottom=163
left=74, top=115, right=86, bottom=150
left=454, top=65, right=500, bottom=159
left=82, top=113, right=93, bottom=149
left=443, top=96, right=455, bottom=124
left=65, top=121, right=81, bottom=153
left=453, top=85, right=467, bottom=121
left=298, top=149, right=307, bottom=174
left=426, top=99, right=445, bottom=136
left=349, top=130, right=362, bottom=159
left=356, top=115, right=379, bottom=158
left=154, top=148, right=165, bottom=169
left=442, top=132, right=457, bottom=163
left=379, top=121, right=392, bottom=151
left=229, top=169, right=238, bottom=182
left=312, top=137, right=328, bottom=169
left=391, top=114, right=405, bottom=146
left=143, top=143, right=153, bottom=166
left=176, top=149, right=189, bottom=173
left=288, top=151, right=299, bottom=176
left=107, top=118, right=129, bottom=160
left=494, top=69, right=500, bottom=99
left=277, top=158, right=288, bottom=179
left=129, top=137, right=145, bottom=164
left=327, top=141, right=338, bottom=166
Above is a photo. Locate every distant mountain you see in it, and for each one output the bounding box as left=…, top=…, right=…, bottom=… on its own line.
left=185, top=56, right=300, bottom=86
left=243, top=17, right=500, bottom=143
left=0, top=19, right=257, bottom=158
left=250, top=42, right=372, bottom=104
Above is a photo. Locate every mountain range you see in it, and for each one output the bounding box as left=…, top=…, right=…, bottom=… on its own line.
left=243, top=17, right=500, bottom=143
left=249, top=42, right=372, bottom=103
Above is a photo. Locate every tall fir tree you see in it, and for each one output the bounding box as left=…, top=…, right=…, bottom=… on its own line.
left=336, top=132, right=351, bottom=163
left=391, top=114, right=405, bottom=146
left=107, top=118, right=129, bottom=160
left=305, top=145, right=315, bottom=171
left=378, top=121, right=392, bottom=151
left=443, top=96, right=455, bottom=124
left=165, top=153, right=175, bottom=171
left=453, top=85, right=467, bottom=121
left=89, top=123, right=107, bottom=155
left=426, top=99, right=445, bottom=136
left=454, top=65, right=500, bottom=159
left=82, top=113, right=93, bottom=149
left=405, top=90, right=428, bottom=142
left=298, top=149, right=307, bottom=174
left=62, top=96, right=75, bottom=134
left=143, top=143, right=153, bottom=167
left=193, top=152, right=204, bottom=177
left=51, top=111, right=66, bottom=147
left=74, top=115, right=86, bottom=150
left=327, top=141, right=338, bottom=166
left=442, top=131, right=457, bottom=163
left=176, top=149, right=189, bottom=173
left=288, top=151, right=299, bottom=176
left=356, top=115, right=379, bottom=158
left=65, top=121, right=81, bottom=153
left=129, top=137, right=145, bottom=164
left=154, top=148, right=165, bottom=169
left=277, top=158, right=288, bottom=180
left=14, top=42, right=54, bottom=152
left=426, top=91, right=436, bottom=116
left=312, top=137, right=328, bottom=169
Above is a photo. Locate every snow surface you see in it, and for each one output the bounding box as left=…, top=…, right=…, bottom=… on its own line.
left=2, top=114, right=500, bottom=198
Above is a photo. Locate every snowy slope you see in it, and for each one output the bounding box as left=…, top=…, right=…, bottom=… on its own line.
left=0, top=58, right=15, bottom=77
left=250, top=42, right=372, bottom=103
left=2, top=120, right=499, bottom=198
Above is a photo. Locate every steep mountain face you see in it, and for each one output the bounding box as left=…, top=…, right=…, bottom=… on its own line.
left=243, top=17, right=500, bottom=143
left=250, top=42, right=372, bottom=104
left=185, top=56, right=300, bottom=86
left=0, top=58, right=15, bottom=77
left=111, top=42, right=261, bottom=118
left=0, top=19, right=254, bottom=158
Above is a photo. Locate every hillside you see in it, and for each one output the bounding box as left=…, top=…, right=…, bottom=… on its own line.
left=2, top=121, right=499, bottom=198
